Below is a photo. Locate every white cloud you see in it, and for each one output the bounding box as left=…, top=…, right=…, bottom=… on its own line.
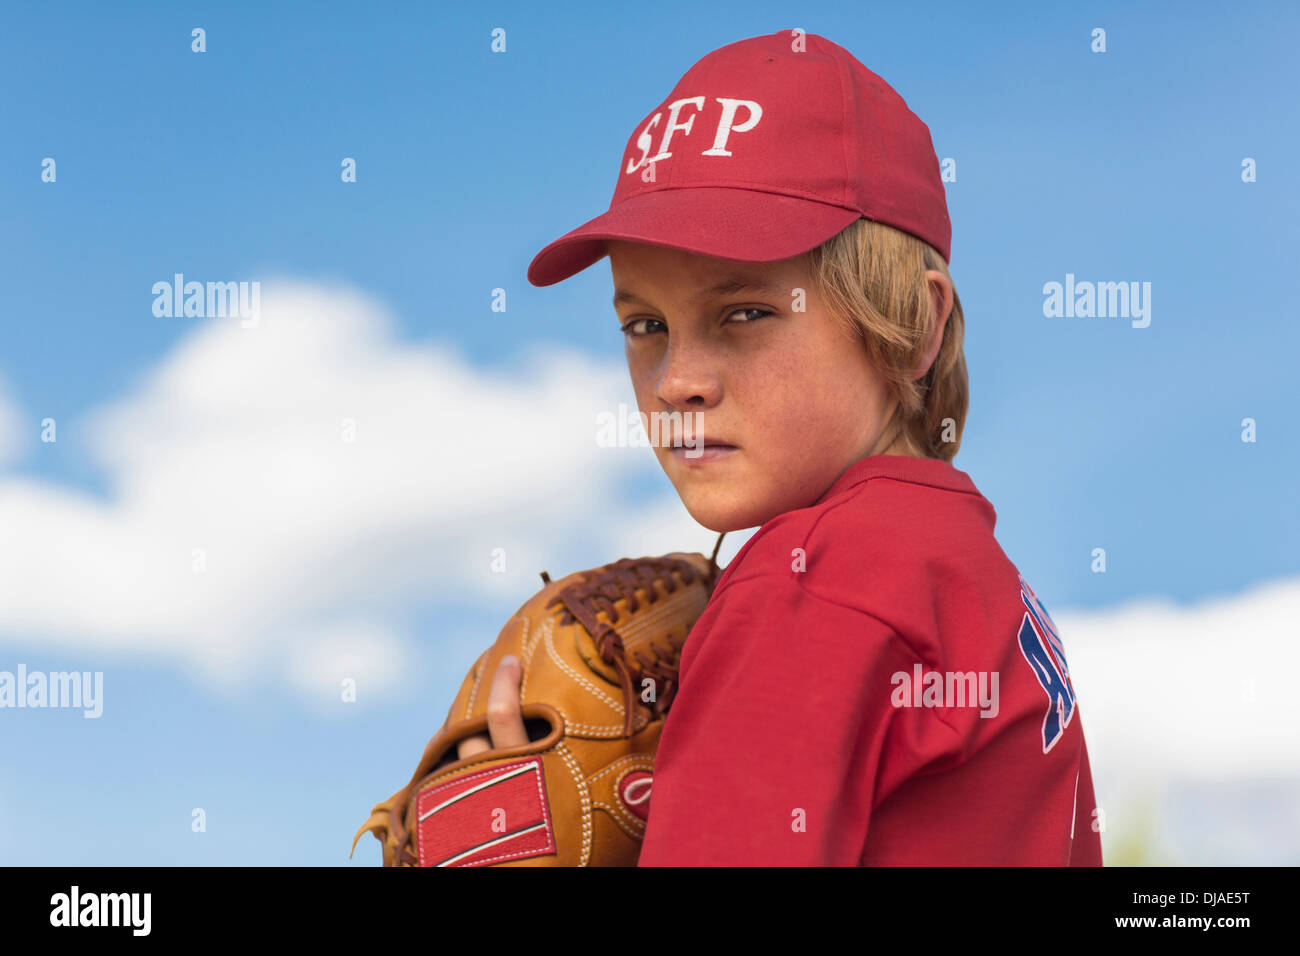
left=0, top=278, right=720, bottom=700
left=1055, top=575, right=1300, bottom=781
left=1053, top=576, right=1300, bottom=861
left=282, top=618, right=411, bottom=717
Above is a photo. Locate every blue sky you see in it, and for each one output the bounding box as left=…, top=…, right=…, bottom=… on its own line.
left=1, top=1, right=1297, bottom=865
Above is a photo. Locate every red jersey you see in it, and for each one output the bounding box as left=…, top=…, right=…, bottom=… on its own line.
left=638, top=453, right=1102, bottom=866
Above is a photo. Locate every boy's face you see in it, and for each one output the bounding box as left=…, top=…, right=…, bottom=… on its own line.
left=608, top=239, right=905, bottom=533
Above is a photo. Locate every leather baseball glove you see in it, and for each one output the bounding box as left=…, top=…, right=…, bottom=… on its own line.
left=350, top=539, right=724, bottom=867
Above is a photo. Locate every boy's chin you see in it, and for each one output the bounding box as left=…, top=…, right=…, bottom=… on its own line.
left=679, top=493, right=771, bottom=535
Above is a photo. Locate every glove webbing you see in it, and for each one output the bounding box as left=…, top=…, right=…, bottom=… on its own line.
left=548, top=537, right=725, bottom=736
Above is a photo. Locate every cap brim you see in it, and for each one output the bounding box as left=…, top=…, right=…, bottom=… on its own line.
left=526, top=188, right=863, bottom=287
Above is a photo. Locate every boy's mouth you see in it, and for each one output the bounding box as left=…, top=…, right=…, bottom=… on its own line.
left=669, top=441, right=738, bottom=464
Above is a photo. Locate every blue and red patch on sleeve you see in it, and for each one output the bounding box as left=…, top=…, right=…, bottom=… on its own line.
left=1015, top=574, right=1078, bottom=754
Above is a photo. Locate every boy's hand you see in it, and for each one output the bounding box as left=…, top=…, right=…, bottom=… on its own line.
left=455, top=655, right=528, bottom=759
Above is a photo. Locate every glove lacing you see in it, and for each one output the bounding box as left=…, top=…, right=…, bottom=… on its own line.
left=549, top=535, right=725, bottom=736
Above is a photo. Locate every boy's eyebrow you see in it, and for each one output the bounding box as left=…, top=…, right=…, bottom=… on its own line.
left=612, top=276, right=789, bottom=309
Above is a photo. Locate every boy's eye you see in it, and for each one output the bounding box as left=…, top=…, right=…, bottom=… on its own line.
left=620, top=317, right=666, bottom=337
left=620, top=308, right=771, bottom=337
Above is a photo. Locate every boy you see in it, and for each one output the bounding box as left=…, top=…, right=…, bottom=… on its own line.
left=461, top=29, right=1102, bottom=866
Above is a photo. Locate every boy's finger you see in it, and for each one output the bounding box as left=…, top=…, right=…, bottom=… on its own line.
left=457, top=733, right=491, bottom=760
left=485, top=655, right=529, bottom=750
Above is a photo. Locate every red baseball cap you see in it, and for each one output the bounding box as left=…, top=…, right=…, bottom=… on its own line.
left=527, top=29, right=951, bottom=288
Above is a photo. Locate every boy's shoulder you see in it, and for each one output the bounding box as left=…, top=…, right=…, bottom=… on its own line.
left=715, top=455, right=1001, bottom=613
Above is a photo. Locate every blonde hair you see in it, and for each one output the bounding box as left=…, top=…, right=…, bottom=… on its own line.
left=804, top=218, right=969, bottom=462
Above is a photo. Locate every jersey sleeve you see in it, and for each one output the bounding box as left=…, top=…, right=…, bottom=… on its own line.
left=637, top=570, right=961, bottom=866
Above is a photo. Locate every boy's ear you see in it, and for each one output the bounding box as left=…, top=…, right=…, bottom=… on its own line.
left=913, top=271, right=954, bottom=381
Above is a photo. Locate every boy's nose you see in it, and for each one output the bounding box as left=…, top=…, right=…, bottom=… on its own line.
left=655, top=354, right=722, bottom=410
